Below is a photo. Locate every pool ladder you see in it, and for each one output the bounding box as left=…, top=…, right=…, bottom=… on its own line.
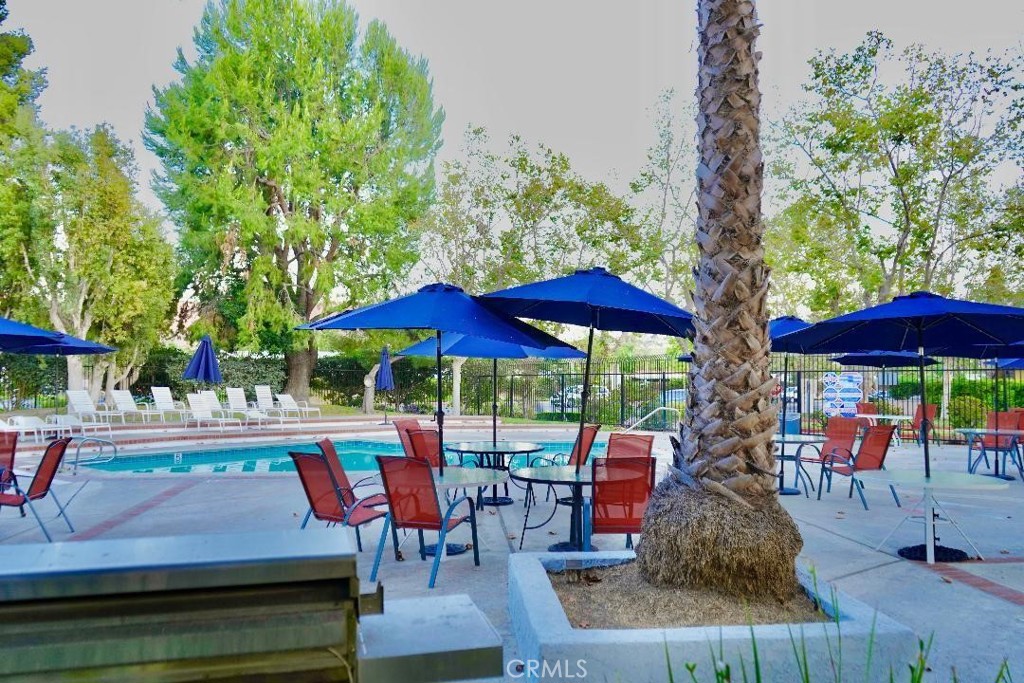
left=69, top=437, right=119, bottom=473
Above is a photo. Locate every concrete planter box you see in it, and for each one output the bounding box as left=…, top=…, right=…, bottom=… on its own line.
left=509, top=551, right=917, bottom=682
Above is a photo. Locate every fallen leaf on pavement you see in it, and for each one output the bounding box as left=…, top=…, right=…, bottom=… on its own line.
left=507, top=534, right=517, bottom=540
left=940, top=576, right=953, bottom=584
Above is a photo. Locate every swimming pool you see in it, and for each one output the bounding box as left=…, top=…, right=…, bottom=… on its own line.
left=85, top=439, right=608, bottom=474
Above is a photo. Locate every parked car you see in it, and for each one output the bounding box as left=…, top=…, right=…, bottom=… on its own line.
left=549, top=385, right=609, bottom=410
left=659, top=388, right=688, bottom=407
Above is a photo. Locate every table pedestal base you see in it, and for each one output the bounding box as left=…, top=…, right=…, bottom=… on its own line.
left=547, top=541, right=598, bottom=553
left=479, top=496, right=514, bottom=507
left=875, top=488, right=983, bottom=564
left=423, top=543, right=469, bottom=557
left=897, top=544, right=969, bottom=563
left=779, top=487, right=802, bottom=496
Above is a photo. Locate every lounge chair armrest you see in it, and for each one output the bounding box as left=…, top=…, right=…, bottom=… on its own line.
left=351, top=474, right=381, bottom=489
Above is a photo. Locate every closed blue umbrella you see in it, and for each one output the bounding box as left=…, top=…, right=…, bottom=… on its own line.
left=483, top=267, right=694, bottom=474
left=832, top=350, right=938, bottom=368
left=777, top=291, right=1024, bottom=476
left=182, top=335, right=222, bottom=384
left=300, top=283, right=566, bottom=473
left=398, top=331, right=584, bottom=445
left=376, top=346, right=395, bottom=424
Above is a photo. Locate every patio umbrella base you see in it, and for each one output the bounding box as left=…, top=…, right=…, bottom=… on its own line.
left=779, top=487, right=802, bottom=496
left=548, top=541, right=599, bottom=553
left=980, top=472, right=1016, bottom=481
left=897, top=544, right=970, bottom=563
left=423, top=543, right=470, bottom=557
left=479, top=495, right=514, bottom=507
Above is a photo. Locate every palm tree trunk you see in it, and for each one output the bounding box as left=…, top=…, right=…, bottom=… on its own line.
left=636, top=0, right=802, bottom=600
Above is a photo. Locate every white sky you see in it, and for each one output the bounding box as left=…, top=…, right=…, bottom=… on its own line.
left=8, top=0, right=1024, bottom=214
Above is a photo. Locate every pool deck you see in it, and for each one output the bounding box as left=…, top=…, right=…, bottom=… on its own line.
left=1, top=423, right=1022, bottom=681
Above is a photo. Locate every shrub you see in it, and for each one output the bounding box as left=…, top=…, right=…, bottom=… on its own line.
left=948, top=395, right=986, bottom=429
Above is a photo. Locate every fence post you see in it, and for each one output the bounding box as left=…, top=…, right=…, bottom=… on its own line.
left=560, top=373, right=566, bottom=422
left=619, top=372, right=626, bottom=426
left=508, top=373, right=514, bottom=418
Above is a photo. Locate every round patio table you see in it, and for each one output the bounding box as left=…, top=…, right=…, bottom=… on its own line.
left=509, top=465, right=593, bottom=552
left=774, top=433, right=826, bottom=496
left=424, top=466, right=510, bottom=557
left=855, top=413, right=914, bottom=446
left=445, top=441, right=543, bottom=507
left=956, top=428, right=1024, bottom=481
left=856, top=470, right=1008, bottom=564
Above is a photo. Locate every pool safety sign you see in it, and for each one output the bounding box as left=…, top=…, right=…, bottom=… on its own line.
left=822, top=371, right=863, bottom=417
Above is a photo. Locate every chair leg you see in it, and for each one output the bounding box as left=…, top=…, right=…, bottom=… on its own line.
left=49, top=490, right=74, bottom=532
left=300, top=507, right=313, bottom=529
left=370, top=515, right=390, bottom=582
left=23, top=499, right=52, bottom=543
left=519, top=487, right=533, bottom=551
left=428, top=527, right=448, bottom=589
left=854, top=479, right=868, bottom=510
left=355, top=525, right=363, bottom=552
left=417, top=530, right=426, bottom=561
left=391, top=521, right=402, bottom=561
left=625, top=533, right=633, bottom=550
left=889, top=484, right=901, bottom=508
left=848, top=477, right=856, bottom=499
left=817, top=466, right=827, bottom=500
left=469, top=507, right=480, bottom=567
left=582, top=499, right=592, bottom=552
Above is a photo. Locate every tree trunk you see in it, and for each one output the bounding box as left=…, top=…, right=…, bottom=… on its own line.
left=363, top=364, right=379, bottom=414
left=284, top=338, right=317, bottom=401
left=66, top=356, right=86, bottom=391
left=450, top=357, right=466, bottom=416
left=636, top=0, right=802, bottom=600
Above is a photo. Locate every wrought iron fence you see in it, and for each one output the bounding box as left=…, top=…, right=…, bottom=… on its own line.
left=0, top=354, right=69, bottom=413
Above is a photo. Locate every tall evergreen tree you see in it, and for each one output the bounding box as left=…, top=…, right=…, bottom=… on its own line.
left=146, top=0, right=443, bottom=397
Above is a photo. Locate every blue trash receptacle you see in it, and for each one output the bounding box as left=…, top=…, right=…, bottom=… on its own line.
left=779, top=413, right=801, bottom=435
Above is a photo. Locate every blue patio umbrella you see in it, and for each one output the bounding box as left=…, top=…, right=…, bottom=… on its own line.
left=183, top=335, right=222, bottom=384
left=376, top=346, right=396, bottom=424
left=3, top=330, right=116, bottom=414
left=398, top=331, right=584, bottom=445
left=765, top=317, right=812, bottom=493
left=482, top=267, right=694, bottom=475
left=0, top=316, right=63, bottom=351
left=775, top=291, right=1024, bottom=477
left=300, top=283, right=567, bottom=473
left=994, top=358, right=1024, bottom=371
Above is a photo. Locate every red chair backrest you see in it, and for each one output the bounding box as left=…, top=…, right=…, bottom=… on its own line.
left=289, top=451, right=344, bottom=523
left=851, top=425, right=895, bottom=472
left=913, top=403, right=937, bottom=430
left=316, top=438, right=355, bottom=508
left=567, top=424, right=601, bottom=467
left=393, top=418, right=422, bottom=457
left=819, top=417, right=859, bottom=462
left=607, top=433, right=654, bottom=459
left=407, top=429, right=443, bottom=468
left=591, top=456, right=656, bottom=534
left=0, top=432, right=16, bottom=482
left=981, top=411, right=1018, bottom=448
left=27, top=438, right=72, bottom=502
left=376, top=456, right=442, bottom=531
left=855, top=402, right=876, bottom=428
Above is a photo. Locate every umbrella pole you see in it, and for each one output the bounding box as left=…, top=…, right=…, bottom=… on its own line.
left=917, top=330, right=931, bottom=478
left=492, top=358, right=498, bottom=446
left=436, top=330, right=444, bottom=475
left=575, top=316, right=596, bottom=476
left=779, top=353, right=789, bottom=486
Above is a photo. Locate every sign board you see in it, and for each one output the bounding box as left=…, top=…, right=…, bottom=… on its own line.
left=822, top=371, right=863, bottom=417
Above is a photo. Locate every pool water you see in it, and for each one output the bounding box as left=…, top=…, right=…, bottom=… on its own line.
left=85, top=439, right=607, bottom=474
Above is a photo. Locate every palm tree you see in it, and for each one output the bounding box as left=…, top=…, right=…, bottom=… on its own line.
left=636, top=0, right=802, bottom=599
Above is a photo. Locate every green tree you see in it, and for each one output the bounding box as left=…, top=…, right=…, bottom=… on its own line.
left=146, top=0, right=443, bottom=398
left=418, top=128, right=643, bottom=294
left=3, top=125, right=175, bottom=394
left=773, top=32, right=1023, bottom=309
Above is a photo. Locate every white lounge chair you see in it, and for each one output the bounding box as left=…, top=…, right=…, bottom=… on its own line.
left=225, top=388, right=286, bottom=427
left=1, top=416, right=45, bottom=443
left=276, top=393, right=321, bottom=419
left=200, top=390, right=230, bottom=418
left=186, top=394, right=242, bottom=432
left=48, top=414, right=112, bottom=438
left=254, top=385, right=280, bottom=414
left=66, top=390, right=125, bottom=424
left=110, top=390, right=163, bottom=423
left=151, top=387, right=188, bottom=422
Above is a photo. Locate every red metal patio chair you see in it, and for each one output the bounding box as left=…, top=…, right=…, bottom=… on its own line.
left=606, top=432, right=654, bottom=459
left=818, top=425, right=901, bottom=510
left=393, top=418, right=422, bottom=457
left=967, top=411, right=1023, bottom=477
left=407, top=428, right=444, bottom=468
left=797, top=416, right=858, bottom=495
left=902, top=403, right=937, bottom=445
left=583, top=456, right=656, bottom=549
left=855, top=402, right=877, bottom=433
left=0, top=437, right=75, bottom=542
left=289, top=450, right=393, bottom=553
left=370, top=456, right=479, bottom=589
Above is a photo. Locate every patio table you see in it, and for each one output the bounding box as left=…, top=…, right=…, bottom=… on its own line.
left=424, top=466, right=510, bottom=557
left=857, top=470, right=1008, bottom=564
left=445, top=441, right=543, bottom=507
left=773, top=433, right=826, bottom=496
left=509, top=465, right=592, bottom=552
left=855, top=413, right=914, bottom=445
left=956, top=428, right=1024, bottom=481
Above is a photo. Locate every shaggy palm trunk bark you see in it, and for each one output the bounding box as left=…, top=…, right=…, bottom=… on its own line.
left=637, top=0, right=802, bottom=600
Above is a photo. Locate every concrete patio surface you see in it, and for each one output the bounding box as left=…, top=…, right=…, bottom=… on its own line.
left=1, top=425, right=1021, bottom=681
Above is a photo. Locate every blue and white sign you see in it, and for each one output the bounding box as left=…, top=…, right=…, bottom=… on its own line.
left=822, top=371, right=863, bottom=417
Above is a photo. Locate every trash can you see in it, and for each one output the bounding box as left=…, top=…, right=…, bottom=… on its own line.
left=779, top=412, right=801, bottom=435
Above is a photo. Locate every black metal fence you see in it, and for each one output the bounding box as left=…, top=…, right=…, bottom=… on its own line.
left=0, top=354, right=69, bottom=412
